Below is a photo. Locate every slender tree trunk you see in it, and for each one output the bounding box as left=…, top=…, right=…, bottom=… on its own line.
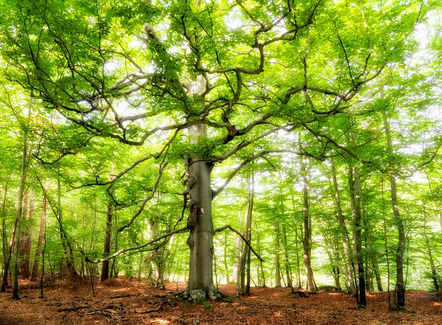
left=237, top=173, right=253, bottom=295
left=422, top=205, right=439, bottom=294
left=1, top=183, right=9, bottom=283
left=294, top=218, right=302, bottom=288
left=234, top=211, right=243, bottom=293
left=184, top=124, right=218, bottom=301
left=56, top=178, right=79, bottom=280
left=275, top=222, right=281, bottom=287
left=282, top=224, right=293, bottom=288
left=364, top=208, right=383, bottom=292
left=1, top=214, right=17, bottom=292
left=223, top=231, right=229, bottom=283
left=101, top=197, right=113, bottom=282
left=21, top=190, right=34, bottom=279
left=424, top=169, right=442, bottom=236
left=31, top=184, right=48, bottom=281
left=148, top=219, right=164, bottom=287
left=382, top=112, right=406, bottom=309
left=245, top=174, right=253, bottom=295
left=300, top=155, right=315, bottom=292
left=12, top=99, right=32, bottom=299
left=330, top=159, right=356, bottom=294
left=381, top=174, right=392, bottom=309
left=349, top=165, right=366, bottom=307
left=18, top=192, right=28, bottom=276
left=256, top=222, right=266, bottom=287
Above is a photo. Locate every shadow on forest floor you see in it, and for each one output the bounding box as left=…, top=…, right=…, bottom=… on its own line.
left=0, top=279, right=440, bottom=324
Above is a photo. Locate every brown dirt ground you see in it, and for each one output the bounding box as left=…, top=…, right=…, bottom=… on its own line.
left=0, top=279, right=440, bottom=324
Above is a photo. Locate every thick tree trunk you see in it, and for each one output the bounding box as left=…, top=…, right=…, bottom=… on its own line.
left=382, top=112, right=405, bottom=309
left=184, top=124, right=218, bottom=301
left=31, top=186, right=48, bottom=281
left=301, top=155, right=315, bottom=292
left=330, top=159, right=356, bottom=294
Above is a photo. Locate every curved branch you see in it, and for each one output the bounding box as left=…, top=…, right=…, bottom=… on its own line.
left=88, top=226, right=189, bottom=263
left=214, top=225, right=264, bottom=262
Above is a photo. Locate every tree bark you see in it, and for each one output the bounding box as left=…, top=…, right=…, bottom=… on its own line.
left=31, top=183, right=48, bottom=281
left=184, top=124, right=218, bottom=301
left=101, top=197, right=113, bottom=282
left=238, top=173, right=253, bottom=295
left=275, top=222, right=282, bottom=287
left=330, top=158, right=356, bottom=294
left=382, top=112, right=405, bottom=309
left=21, top=190, right=34, bottom=279
left=422, top=205, right=439, bottom=295
left=300, top=154, right=315, bottom=292
left=12, top=99, right=32, bottom=299
left=349, top=165, right=366, bottom=307
left=1, top=183, right=9, bottom=286
left=18, top=192, right=28, bottom=277
left=282, top=224, right=293, bottom=288
left=1, top=213, right=17, bottom=292
left=56, top=178, right=79, bottom=280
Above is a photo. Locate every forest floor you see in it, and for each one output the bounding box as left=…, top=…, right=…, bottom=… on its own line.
left=0, top=279, right=440, bottom=324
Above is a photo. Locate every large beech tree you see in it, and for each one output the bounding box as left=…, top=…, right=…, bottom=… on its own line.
left=0, top=0, right=430, bottom=301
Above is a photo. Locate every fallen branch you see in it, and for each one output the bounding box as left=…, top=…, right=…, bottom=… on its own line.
left=141, top=302, right=163, bottom=314
left=214, top=225, right=264, bottom=261
left=58, top=299, right=104, bottom=312
left=109, top=293, right=148, bottom=299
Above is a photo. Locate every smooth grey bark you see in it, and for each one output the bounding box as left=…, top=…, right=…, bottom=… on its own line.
left=184, top=124, right=218, bottom=301
left=382, top=112, right=406, bottom=309
left=330, top=158, right=356, bottom=294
